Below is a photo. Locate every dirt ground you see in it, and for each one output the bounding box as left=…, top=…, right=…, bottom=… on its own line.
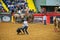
left=0, top=22, right=60, bottom=40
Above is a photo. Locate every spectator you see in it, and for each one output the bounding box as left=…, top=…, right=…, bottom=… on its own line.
left=41, top=7, right=46, bottom=14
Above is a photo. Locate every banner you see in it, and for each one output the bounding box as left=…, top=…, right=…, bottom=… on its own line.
left=33, top=16, right=43, bottom=23
left=2, top=16, right=10, bottom=22
left=0, top=14, right=11, bottom=22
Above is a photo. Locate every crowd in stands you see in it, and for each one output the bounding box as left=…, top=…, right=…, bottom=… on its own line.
left=0, top=2, right=6, bottom=13
left=0, top=0, right=34, bottom=23
left=0, top=0, right=34, bottom=14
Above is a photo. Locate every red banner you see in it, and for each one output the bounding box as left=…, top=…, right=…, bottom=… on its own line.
left=33, top=12, right=60, bottom=16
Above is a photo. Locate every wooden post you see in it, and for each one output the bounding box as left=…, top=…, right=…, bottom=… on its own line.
left=11, top=16, right=14, bottom=23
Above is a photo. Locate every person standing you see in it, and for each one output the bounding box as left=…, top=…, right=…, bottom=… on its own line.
left=41, top=7, right=46, bottom=14
left=43, top=15, right=46, bottom=25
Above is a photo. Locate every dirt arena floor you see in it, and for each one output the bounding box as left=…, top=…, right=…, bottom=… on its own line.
left=0, top=22, right=60, bottom=40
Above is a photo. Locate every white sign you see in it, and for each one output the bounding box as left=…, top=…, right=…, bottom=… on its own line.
left=2, top=16, right=10, bottom=22
left=34, top=16, right=43, bottom=23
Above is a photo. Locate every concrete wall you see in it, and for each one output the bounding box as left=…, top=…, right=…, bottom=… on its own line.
left=46, top=0, right=60, bottom=6
left=34, top=0, right=46, bottom=12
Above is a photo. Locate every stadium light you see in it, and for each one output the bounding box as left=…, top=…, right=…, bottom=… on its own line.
left=59, top=6, right=60, bottom=8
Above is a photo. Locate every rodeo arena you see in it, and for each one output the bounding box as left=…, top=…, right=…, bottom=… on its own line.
left=0, top=0, right=60, bottom=40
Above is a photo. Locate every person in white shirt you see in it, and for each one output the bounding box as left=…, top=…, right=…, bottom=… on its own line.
left=22, top=20, right=28, bottom=27
left=18, top=10, right=21, bottom=15
left=43, top=15, right=46, bottom=25
left=22, top=19, right=29, bottom=34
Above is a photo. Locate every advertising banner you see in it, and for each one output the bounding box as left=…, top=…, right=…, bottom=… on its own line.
left=0, top=14, right=11, bottom=22
left=33, top=16, right=43, bottom=23
left=2, top=16, right=10, bottom=22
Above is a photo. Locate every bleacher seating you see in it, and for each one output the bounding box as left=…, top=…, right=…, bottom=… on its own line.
left=2, top=0, right=27, bottom=12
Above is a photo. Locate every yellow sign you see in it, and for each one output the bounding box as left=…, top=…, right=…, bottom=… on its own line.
left=26, top=0, right=36, bottom=12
